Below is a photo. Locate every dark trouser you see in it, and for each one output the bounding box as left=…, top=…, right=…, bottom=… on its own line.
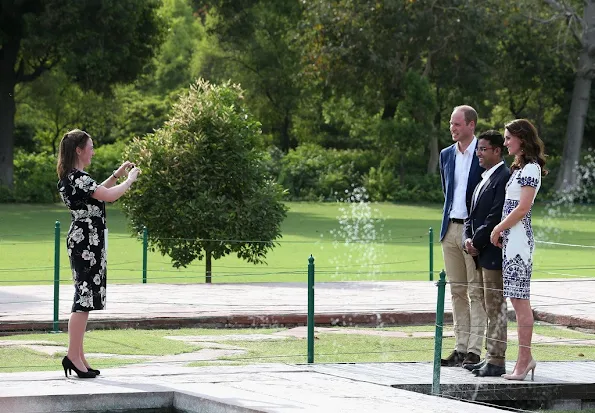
left=481, top=267, right=507, bottom=366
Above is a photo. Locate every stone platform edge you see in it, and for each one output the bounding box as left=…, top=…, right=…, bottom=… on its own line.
left=0, top=311, right=450, bottom=333
left=2, top=310, right=593, bottom=334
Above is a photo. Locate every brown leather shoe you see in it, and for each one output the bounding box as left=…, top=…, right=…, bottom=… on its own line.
left=440, top=350, right=467, bottom=367
left=461, top=352, right=481, bottom=366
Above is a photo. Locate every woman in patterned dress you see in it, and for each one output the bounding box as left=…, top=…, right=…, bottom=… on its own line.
left=490, top=119, right=547, bottom=381
left=57, top=129, right=141, bottom=378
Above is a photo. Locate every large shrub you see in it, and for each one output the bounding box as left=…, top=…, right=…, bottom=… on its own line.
left=278, top=144, right=379, bottom=200
left=121, top=79, right=288, bottom=282
left=11, top=151, right=57, bottom=203
left=363, top=168, right=443, bottom=203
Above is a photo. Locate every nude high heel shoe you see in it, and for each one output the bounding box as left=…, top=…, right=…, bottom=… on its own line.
left=502, top=359, right=536, bottom=381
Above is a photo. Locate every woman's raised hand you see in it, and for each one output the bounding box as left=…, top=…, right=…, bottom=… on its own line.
left=127, top=166, right=141, bottom=183
left=115, top=161, right=135, bottom=178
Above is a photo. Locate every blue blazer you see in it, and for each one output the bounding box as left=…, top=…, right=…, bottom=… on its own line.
left=439, top=143, right=484, bottom=241
left=463, top=163, right=510, bottom=270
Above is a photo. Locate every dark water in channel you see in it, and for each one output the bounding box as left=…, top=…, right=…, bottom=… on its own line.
left=70, top=409, right=179, bottom=413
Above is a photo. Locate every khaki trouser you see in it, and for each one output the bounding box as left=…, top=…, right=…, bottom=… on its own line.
left=480, top=267, right=507, bottom=366
left=441, top=222, right=486, bottom=356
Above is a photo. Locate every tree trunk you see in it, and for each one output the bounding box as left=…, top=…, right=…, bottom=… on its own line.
left=0, top=37, right=19, bottom=189
left=555, top=73, right=591, bottom=191
left=427, top=87, right=443, bottom=175
left=399, top=153, right=405, bottom=186
left=280, top=112, right=291, bottom=152
left=381, top=100, right=397, bottom=120
left=205, top=249, right=212, bottom=284
left=427, top=135, right=439, bottom=175
left=554, top=0, right=595, bottom=191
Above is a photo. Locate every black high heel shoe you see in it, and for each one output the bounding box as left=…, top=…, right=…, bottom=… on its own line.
left=87, top=367, right=100, bottom=375
left=62, top=356, right=96, bottom=379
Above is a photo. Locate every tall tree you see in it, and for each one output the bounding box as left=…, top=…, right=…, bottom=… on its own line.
left=301, top=0, right=495, bottom=173
left=199, top=0, right=306, bottom=152
left=540, top=0, right=595, bottom=190
left=0, top=0, right=164, bottom=188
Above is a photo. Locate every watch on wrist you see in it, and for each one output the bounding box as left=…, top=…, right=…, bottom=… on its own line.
left=112, top=170, right=120, bottom=179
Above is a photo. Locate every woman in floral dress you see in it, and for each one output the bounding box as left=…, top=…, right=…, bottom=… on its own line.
left=490, top=119, right=547, bottom=381
left=57, top=129, right=140, bottom=378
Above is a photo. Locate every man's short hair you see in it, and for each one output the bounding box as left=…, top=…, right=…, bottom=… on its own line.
left=453, top=105, right=478, bottom=126
left=478, top=130, right=504, bottom=153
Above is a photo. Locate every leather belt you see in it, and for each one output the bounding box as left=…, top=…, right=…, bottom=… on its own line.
left=449, top=218, right=464, bottom=224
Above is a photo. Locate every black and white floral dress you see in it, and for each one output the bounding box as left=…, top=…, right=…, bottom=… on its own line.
left=501, top=162, right=541, bottom=300
left=58, top=169, right=107, bottom=312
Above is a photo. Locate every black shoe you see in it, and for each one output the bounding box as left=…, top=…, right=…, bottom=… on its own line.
left=441, top=350, right=466, bottom=367
left=461, top=352, right=481, bottom=366
left=463, top=358, right=487, bottom=371
left=472, top=362, right=506, bottom=377
left=87, top=368, right=100, bottom=376
left=62, top=356, right=96, bottom=379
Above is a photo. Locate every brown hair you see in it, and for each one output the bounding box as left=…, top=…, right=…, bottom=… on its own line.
left=505, top=119, right=548, bottom=176
left=56, top=129, right=91, bottom=180
left=453, top=105, right=478, bottom=126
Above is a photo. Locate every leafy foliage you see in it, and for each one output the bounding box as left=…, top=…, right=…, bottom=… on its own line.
left=11, top=151, right=58, bottom=203
left=278, top=144, right=378, bottom=200
left=121, top=79, right=288, bottom=273
left=197, top=0, right=306, bottom=151
left=1, top=0, right=166, bottom=187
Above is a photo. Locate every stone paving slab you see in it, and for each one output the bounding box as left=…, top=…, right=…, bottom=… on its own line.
left=0, top=364, right=505, bottom=412
left=1, top=280, right=595, bottom=331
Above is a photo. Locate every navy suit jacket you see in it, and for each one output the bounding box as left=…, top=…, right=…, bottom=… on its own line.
left=463, top=163, right=510, bottom=270
left=439, top=142, right=484, bottom=241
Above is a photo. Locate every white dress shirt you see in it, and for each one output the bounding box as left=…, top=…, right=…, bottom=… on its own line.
left=471, top=161, right=504, bottom=205
left=472, top=161, right=504, bottom=209
left=450, top=137, right=477, bottom=220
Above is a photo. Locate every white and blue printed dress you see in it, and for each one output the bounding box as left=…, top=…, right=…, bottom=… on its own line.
left=58, top=169, right=107, bottom=312
left=501, top=163, right=541, bottom=300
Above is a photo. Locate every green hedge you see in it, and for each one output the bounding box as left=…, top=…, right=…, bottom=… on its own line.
left=278, top=144, right=379, bottom=200
left=0, top=142, right=127, bottom=204
left=3, top=143, right=586, bottom=204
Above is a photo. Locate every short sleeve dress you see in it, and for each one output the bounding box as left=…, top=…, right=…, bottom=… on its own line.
left=501, top=162, right=541, bottom=300
left=57, top=169, right=107, bottom=312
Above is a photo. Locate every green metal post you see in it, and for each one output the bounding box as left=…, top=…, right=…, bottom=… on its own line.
left=432, top=270, right=447, bottom=396
left=307, top=255, right=315, bottom=363
left=142, top=226, right=148, bottom=284
left=53, top=221, right=60, bottom=333
left=429, top=227, right=434, bottom=281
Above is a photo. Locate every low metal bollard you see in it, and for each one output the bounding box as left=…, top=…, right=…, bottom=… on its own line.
left=52, top=221, right=61, bottom=333
left=307, top=255, right=315, bottom=363
left=432, top=269, right=447, bottom=395
left=142, top=226, right=148, bottom=283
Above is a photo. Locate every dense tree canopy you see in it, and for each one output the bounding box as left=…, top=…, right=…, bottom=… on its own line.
left=0, top=0, right=164, bottom=187
left=121, top=79, right=288, bottom=282
left=3, top=0, right=595, bottom=206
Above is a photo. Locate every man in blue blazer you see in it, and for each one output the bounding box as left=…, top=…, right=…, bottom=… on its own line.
left=462, top=130, right=509, bottom=377
left=439, top=105, right=486, bottom=367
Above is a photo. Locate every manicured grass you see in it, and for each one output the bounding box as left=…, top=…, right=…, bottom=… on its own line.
left=0, top=202, right=594, bottom=285
left=1, top=323, right=593, bottom=372
left=211, top=322, right=595, bottom=365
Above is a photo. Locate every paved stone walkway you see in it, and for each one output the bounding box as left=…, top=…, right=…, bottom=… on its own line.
left=1, top=280, right=595, bottom=412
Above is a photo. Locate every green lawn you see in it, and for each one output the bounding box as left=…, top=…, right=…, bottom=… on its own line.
left=0, top=323, right=594, bottom=372
left=0, top=202, right=594, bottom=285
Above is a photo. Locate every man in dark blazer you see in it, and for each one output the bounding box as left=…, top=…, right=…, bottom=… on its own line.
left=439, top=105, right=486, bottom=367
left=462, top=130, right=509, bottom=377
